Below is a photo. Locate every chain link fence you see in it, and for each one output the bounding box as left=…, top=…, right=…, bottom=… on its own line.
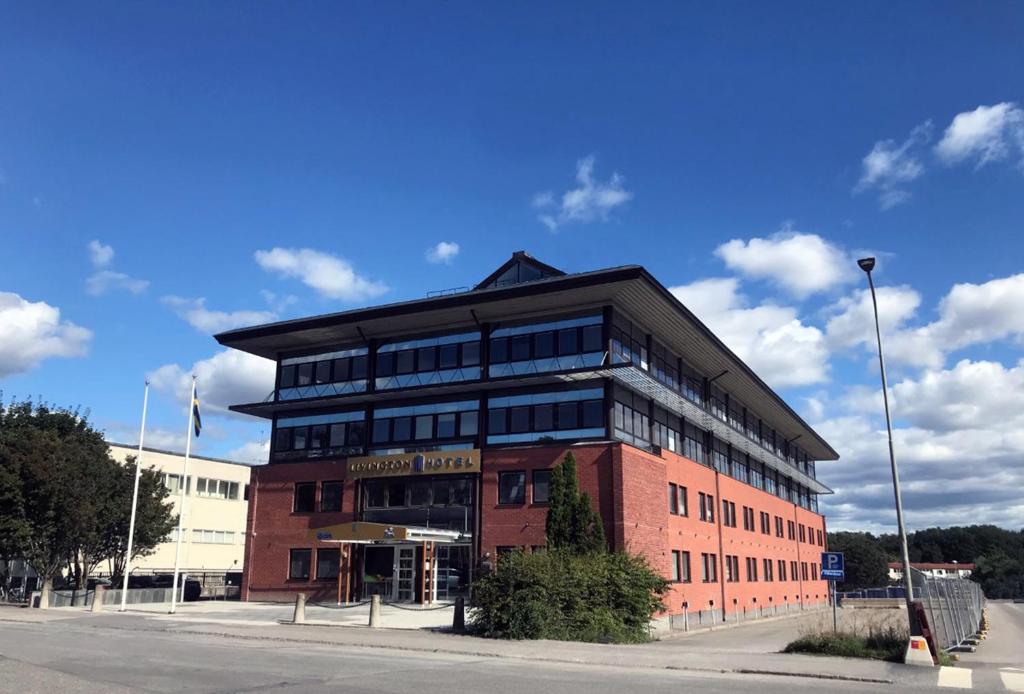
left=911, top=567, right=985, bottom=652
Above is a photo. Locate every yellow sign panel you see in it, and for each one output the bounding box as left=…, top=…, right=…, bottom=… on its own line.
left=345, top=449, right=479, bottom=479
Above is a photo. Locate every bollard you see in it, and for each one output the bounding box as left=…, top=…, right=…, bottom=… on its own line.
left=293, top=593, right=306, bottom=624
left=91, top=585, right=106, bottom=613
left=369, top=594, right=381, bottom=628
left=453, top=596, right=465, bottom=632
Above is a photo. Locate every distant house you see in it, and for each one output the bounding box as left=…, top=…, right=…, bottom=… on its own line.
left=888, top=562, right=975, bottom=581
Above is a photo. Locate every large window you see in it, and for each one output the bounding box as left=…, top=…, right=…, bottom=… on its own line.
left=363, top=477, right=473, bottom=509
left=652, top=408, right=681, bottom=454
left=279, top=347, right=369, bottom=400
left=196, top=477, right=240, bottom=500
left=682, top=423, right=706, bottom=465
left=613, top=388, right=650, bottom=447
left=289, top=549, right=312, bottom=580
left=610, top=316, right=649, bottom=370
left=487, top=387, right=604, bottom=445
left=498, top=471, right=526, bottom=505
left=316, top=548, right=340, bottom=580
left=293, top=482, right=316, bottom=513
left=274, top=410, right=366, bottom=460
left=489, top=314, right=603, bottom=378
left=370, top=400, right=478, bottom=452
left=376, top=332, right=481, bottom=390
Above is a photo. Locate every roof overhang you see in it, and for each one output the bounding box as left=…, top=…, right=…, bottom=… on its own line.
left=216, top=265, right=838, bottom=461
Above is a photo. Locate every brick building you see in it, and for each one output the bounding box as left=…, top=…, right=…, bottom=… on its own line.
left=217, top=252, right=837, bottom=619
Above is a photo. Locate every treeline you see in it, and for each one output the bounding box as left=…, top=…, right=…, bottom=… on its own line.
left=827, top=525, right=1024, bottom=598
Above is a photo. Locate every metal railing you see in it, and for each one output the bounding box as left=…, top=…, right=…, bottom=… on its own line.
left=911, top=568, right=985, bottom=652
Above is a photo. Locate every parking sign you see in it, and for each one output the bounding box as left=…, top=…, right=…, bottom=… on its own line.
left=821, top=551, right=844, bottom=581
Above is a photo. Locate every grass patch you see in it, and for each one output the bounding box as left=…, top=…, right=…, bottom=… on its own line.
left=784, top=615, right=910, bottom=662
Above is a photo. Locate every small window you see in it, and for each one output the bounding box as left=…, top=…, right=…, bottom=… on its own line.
left=668, top=483, right=679, bottom=514
left=534, top=331, right=555, bottom=358
left=556, top=402, right=578, bottom=429
left=289, top=549, right=311, bottom=580
left=510, top=406, right=530, bottom=433
left=439, top=343, right=459, bottom=369
left=387, top=481, right=407, bottom=507
left=680, top=551, right=692, bottom=583
left=437, top=413, right=456, bottom=438
left=296, top=363, right=313, bottom=386
left=432, top=480, right=451, bottom=506
left=533, top=404, right=554, bottom=431
left=532, top=470, right=552, bottom=504
left=292, top=427, right=308, bottom=450
left=309, top=424, right=328, bottom=449
left=396, top=350, right=415, bottom=374
left=376, top=352, right=394, bottom=378
left=671, top=550, right=681, bottom=582
left=315, top=360, right=331, bottom=384
left=364, top=480, right=386, bottom=508
left=393, top=416, right=412, bottom=442
left=581, top=400, right=603, bottom=428
left=279, top=364, right=296, bottom=388
left=510, top=335, right=531, bottom=361
left=417, top=346, right=437, bottom=372
left=329, top=422, right=347, bottom=448
left=582, top=324, right=603, bottom=352
left=489, top=337, right=508, bottom=363
left=488, top=408, right=507, bottom=434
left=294, top=482, right=316, bottom=513
left=415, top=415, right=433, bottom=440
left=557, top=328, right=579, bottom=355
left=461, top=341, right=480, bottom=367
left=320, top=481, right=343, bottom=512
left=332, top=357, right=350, bottom=382
left=409, top=480, right=431, bottom=506
left=315, top=548, right=340, bottom=580
left=274, top=427, right=292, bottom=452
left=459, top=410, right=478, bottom=437
left=351, top=355, right=368, bottom=380
left=498, top=471, right=526, bottom=505
left=347, top=421, right=366, bottom=446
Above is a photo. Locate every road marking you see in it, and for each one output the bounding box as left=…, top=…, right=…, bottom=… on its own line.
left=937, top=666, right=973, bottom=689
left=1001, top=668, right=1024, bottom=692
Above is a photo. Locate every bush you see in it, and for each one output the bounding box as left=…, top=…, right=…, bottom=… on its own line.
left=469, top=549, right=668, bottom=643
left=784, top=621, right=908, bottom=662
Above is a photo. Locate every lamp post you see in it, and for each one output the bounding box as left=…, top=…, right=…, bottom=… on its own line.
left=857, top=257, right=919, bottom=634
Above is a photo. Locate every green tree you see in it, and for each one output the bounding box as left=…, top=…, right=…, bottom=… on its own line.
left=545, top=452, right=606, bottom=554
left=0, top=399, right=176, bottom=594
left=826, top=531, right=890, bottom=590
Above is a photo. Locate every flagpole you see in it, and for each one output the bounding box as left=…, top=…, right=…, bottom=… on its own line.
left=120, top=380, right=150, bottom=612
left=170, top=376, right=196, bottom=614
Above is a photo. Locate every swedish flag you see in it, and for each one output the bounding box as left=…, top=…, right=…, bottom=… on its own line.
left=192, top=389, right=202, bottom=437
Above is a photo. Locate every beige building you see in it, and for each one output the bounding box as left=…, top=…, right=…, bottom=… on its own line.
left=107, top=443, right=254, bottom=578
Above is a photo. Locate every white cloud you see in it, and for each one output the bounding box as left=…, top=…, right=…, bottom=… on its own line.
left=817, top=361, right=1024, bottom=531
left=162, top=296, right=277, bottom=334
left=826, top=273, right=1024, bottom=369
left=259, top=290, right=298, bottom=314
left=148, top=349, right=275, bottom=417
left=669, top=277, right=829, bottom=388
left=854, top=121, right=931, bottom=209
left=714, top=230, right=856, bottom=298
left=532, top=155, right=632, bottom=231
left=0, top=292, right=92, bottom=378
left=225, top=440, right=270, bottom=465
left=88, top=240, right=114, bottom=268
left=935, top=102, right=1024, bottom=169
left=426, top=241, right=460, bottom=265
left=254, top=247, right=387, bottom=302
left=85, top=270, right=150, bottom=297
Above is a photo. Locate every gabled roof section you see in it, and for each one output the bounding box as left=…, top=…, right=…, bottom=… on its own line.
left=474, top=250, right=565, bottom=290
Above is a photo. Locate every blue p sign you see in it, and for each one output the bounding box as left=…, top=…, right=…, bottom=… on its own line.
left=821, top=551, right=844, bottom=581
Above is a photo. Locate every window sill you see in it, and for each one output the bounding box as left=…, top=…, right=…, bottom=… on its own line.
left=496, top=502, right=526, bottom=508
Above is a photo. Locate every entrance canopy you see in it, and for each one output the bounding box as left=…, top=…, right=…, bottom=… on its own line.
left=309, top=521, right=463, bottom=545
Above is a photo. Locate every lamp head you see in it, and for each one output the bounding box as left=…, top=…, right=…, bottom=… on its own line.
left=857, top=257, right=876, bottom=273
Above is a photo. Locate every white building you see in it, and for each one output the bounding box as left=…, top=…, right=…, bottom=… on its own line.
left=106, top=443, right=254, bottom=581
left=888, top=562, right=975, bottom=581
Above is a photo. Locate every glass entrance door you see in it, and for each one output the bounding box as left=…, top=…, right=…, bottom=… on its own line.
left=395, top=547, right=415, bottom=602
left=435, top=544, right=472, bottom=601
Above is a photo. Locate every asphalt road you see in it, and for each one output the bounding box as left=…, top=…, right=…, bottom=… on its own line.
left=0, top=619, right=904, bottom=694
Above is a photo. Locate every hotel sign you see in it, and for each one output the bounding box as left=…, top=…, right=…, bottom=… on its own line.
left=345, top=449, right=479, bottom=479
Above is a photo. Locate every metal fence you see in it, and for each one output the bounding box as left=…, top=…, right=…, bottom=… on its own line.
left=911, top=568, right=985, bottom=652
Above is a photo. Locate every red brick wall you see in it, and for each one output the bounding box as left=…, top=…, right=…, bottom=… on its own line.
left=242, top=442, right=831, bottom=612
left=242, top=459, right=354, bottom=602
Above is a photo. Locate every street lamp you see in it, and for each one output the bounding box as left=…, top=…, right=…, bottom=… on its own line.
left=857, top=257, right=919, bottom=634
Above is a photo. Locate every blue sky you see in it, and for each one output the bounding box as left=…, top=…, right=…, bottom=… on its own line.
left=2, top=2, right=1023, bottom=531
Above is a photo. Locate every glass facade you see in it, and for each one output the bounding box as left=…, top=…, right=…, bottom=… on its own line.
left=375, top=332, right=482, bottom=391
left=487, top=386, right=604, bottom=445
left=279, top=347, right=369, bottom=400
left=489, top=314, right=604, bottom=378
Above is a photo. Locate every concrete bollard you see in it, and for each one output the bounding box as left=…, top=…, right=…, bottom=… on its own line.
left=293, top=593, right=306, bottom=624
left=369, top=594, right=381, bottom=628
left=91, top=585, right=106, bottom=613
left=453, top=596, right=465, bottom=632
